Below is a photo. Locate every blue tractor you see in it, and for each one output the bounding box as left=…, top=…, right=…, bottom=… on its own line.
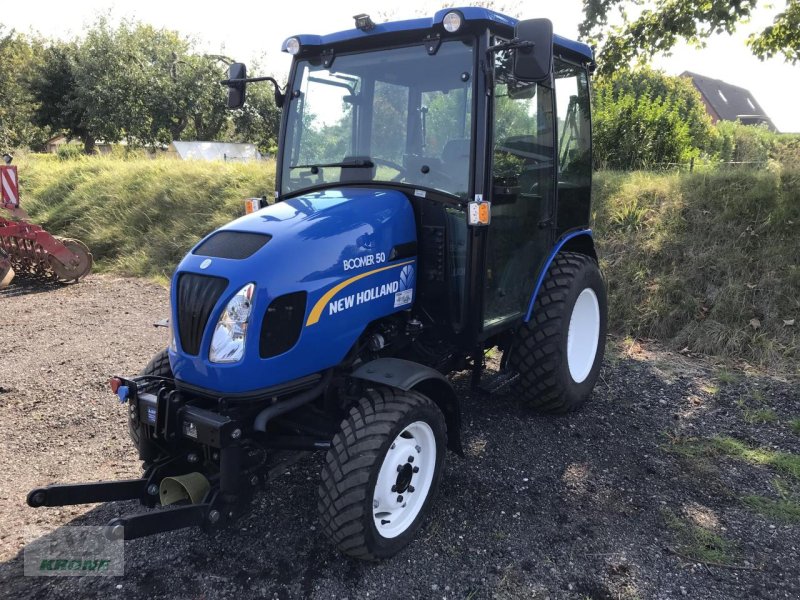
left=28, top=8, right=606, bottom=560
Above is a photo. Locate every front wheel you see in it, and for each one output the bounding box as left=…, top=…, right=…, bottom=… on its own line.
left=508, top=251, right=607, bottom=413
left=318, top=387, right=446, bottom=560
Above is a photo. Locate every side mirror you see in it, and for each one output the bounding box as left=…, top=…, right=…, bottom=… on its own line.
left=226, top=62, right=247, bottom=109
left=513, top=19, right=553, bottom=82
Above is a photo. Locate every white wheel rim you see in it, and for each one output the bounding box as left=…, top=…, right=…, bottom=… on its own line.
left=566, top=288, right=600, bottom=383
left=372, top=421, right=436, bottom=539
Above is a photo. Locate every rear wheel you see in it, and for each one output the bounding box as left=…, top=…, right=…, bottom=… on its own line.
left=509, top=251, right=607, bottom=413
left=318, top=387, right=446, bottom=560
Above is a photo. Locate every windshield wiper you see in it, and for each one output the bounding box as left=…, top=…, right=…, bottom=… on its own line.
left=290, top=159, right=374, bottom=173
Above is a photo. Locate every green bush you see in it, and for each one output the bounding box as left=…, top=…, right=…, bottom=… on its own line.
left=55, top=143, right=85, bottom=161
left=592, top=68, right=716, bottom=170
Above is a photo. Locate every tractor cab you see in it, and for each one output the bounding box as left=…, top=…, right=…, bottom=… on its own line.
left=240, top=8, right=595, bottom=357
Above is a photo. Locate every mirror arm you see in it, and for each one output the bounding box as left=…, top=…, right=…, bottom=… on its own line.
left=486, top=38, right=535, bottom=55
left=219, top=76, right=285, bottom=108
left=484, top=39, right=537, bottom=90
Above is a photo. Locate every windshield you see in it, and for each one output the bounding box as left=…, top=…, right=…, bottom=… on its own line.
left=280, top=40, right=474, bottom=199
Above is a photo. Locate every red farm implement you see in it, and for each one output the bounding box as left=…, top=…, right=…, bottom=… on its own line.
left=0, top=157, right=92, bottom=288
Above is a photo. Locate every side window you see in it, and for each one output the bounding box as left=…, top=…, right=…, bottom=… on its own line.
left=483, top=47, right=555, bottom=328
left=554, top=60, right=592, bottom=231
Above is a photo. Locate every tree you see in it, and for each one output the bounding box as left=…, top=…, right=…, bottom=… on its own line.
left=748, top=0, right=800, bottom=63
left=580, top=1, right=800, bottom=74
left=0, top=28, right=49, bottom=151
left=29, top=19, right=233, bottom=152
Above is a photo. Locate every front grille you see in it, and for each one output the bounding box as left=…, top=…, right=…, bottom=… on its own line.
left=193, top=231, right=271, bottom=260
left=260, top=292, right=307, bottom=358
left=177, top=273, right=228, bottom=355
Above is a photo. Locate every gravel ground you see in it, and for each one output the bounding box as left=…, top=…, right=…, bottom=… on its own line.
left=0, top=275, right=798, bottom=599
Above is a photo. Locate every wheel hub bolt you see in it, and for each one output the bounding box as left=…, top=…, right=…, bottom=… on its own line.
left=408, top=485, right=415, bottom=493
left=412, top=466, right=419, bottom=473
left=397, top=495, right=403, bottom=503
left=109, top=524, right=125, bottom=540
left=408, top=456, right=414, bottom=463
left=373, top=499, right=379, bottom=509
left=397, top=465, right=403, bottom=472
left=415, top=445, right=421, bottom=453
left=147, top=484, right=159, bottom=496
left=391, top=485, right=397, bottom=492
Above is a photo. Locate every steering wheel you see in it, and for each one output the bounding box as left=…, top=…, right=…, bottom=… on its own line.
left=422, top=164, right=458, bottom=187
left=371, top=158, right=407, bottom=181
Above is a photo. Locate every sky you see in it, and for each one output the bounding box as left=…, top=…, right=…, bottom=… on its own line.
left=6, top=0, right=800, bottom=132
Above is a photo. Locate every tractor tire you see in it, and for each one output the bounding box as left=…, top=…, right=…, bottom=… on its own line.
left=140, top=349, right=173, bottom=377
left=133, top=349, right=173, bottom=462
left=318, top=387, right=446, bottom=560
left=509, top=251, right=607, bottom=413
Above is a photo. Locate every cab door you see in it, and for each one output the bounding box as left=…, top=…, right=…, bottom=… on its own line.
left=482, top=49, right=556, bottom=329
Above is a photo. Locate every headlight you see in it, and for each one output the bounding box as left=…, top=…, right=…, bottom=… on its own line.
left=442, top=11, right=463, bottom=33
left=169, top=320, right=177, bottom=352
left=285, top=37, right=301, bottom=55
left=209, top=283, right=255, bottom=363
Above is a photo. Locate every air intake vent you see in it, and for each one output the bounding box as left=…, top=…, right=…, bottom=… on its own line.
left=193, top=232, right=271, bottom=260
left=260, top=292, right=307, bottom=358
left=177, top=273, right=228, bottom=355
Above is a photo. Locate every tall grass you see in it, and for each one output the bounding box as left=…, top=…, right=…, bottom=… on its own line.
left=16, top=154, right=273, bottom=279
left=12, top=154, right=799, bottom=368
left=594, top=167, right=800, bottom=368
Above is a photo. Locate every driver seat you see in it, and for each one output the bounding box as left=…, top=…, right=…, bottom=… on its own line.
left=339, top=155, right=376, bottom=183
left=440, top=139, right=470, bottom=189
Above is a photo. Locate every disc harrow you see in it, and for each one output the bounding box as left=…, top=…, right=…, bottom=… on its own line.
left=0, top=160, right=93, bottom=286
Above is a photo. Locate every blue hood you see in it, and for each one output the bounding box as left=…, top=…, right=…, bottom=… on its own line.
left=168, top=187, right=417, bottom=394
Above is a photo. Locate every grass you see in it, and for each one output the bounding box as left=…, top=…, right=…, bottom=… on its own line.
left=734, top=388, right=778, bottom=424
left=742, top=408, right=778, bottom=424
left=790, top=419, right=800, bottom=435
left=742, top=478, right=800, bottom=523
left=715, top=368, right=739, bottom=385
left=662, top=509, right=737, bottom=565
left=711, top=436, right=800, bottom=480
left=15, top=154, right=274, bottom=279
left=594, top=168, right=800, bottom=369
left=742, top=496, right=800, bottom=523
left=667, top=435, right=800, bottom=481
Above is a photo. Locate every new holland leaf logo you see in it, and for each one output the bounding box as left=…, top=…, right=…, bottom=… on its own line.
left=399, top=265, right=414, bottom=291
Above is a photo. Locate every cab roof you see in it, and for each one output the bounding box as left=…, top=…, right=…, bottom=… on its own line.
left=282, top=7, right=594, bottom=64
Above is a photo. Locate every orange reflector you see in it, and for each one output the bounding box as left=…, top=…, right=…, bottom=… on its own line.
left=468, top=200, right=491, bottom=226
left=109, top=377, right=122, bottom=394
left=244, top=198, right=261, bottom=214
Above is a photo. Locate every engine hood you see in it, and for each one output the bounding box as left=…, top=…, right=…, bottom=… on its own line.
left=168, top=187, right=417, bottom=394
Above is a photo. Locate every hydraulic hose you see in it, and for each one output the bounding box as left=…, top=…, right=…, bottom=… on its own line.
left=253, top=369, right=333, bottom=432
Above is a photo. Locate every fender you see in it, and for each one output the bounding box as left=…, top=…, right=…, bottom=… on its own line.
left=524, top=229, right=595, bottom=322
left=351, top=358, right=463, bottom=455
